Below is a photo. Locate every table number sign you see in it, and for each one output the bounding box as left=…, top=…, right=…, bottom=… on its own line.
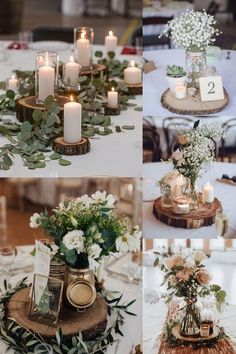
left=199, top=76, right=224, bottom=102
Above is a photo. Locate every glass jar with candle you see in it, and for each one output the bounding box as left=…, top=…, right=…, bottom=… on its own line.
left=35, top=51, right=59, bottom=104
left=63, top=56, right=81, bottom=91
left=74, top=27, right=94, bottom=69
left=201, top=304, right=215, bottom=335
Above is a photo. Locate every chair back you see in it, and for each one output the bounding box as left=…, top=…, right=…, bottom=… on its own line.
left=219, top=118, right=236, bottom=161
left=32, top=27, right=74, bottom=43
left=143, top=117, right=161, bottom=162
left=143, top=16, right=173, bottom=49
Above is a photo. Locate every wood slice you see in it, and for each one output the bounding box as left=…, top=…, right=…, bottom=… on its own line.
left=153, top=196, right=222, bottom=229
left=52, top=137, right=90, bottom=156
left=172, top=325, right=219, bottom=343
left=127, top=83, right=142, bottom=96
left=16, top=95, right=70, bottom=123
left=81, top=63, right=107, bottom=76
left=7, top=287, right=107, bottom=340
left=104, top=105, right=120, bottom=116
left=161, top=88, right=229, bottom=115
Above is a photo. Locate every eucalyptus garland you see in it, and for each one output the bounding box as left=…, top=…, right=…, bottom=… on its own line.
left=0, top=279, right=137, bottom=354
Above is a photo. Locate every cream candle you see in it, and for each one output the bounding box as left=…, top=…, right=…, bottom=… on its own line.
left=108, top=87, right=118, bottom=108
left=64, top=97, right=81, bottom=143
left=76, top=32, right=91, bottom=67
left=65, top=56, right=80, bottom=87
left=96, top=259, right=104, bottom=283
left=124, top=61, right=142, bottom=85
left=105, top=30, right=118, bottom=53
left=38, top=60, right=55, bottom=102
left=8, top=75, right=18, bottom=92
left=202, top=182, right=214, bottom=203
left=175, top=84, right=186, bottom=99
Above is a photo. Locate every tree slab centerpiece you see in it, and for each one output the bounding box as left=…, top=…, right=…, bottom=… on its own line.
left=153, top=196, right=222, bottom=229
left=126, top=83, right=142, bottom=96
left=52, top=136, right=90, bottom=156
left=16, top=95, right=70, bottom=123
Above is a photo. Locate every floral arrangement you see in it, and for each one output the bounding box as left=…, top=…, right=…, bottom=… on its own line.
left=171, top=122, right=225, bottom=189
left=30, top=191, right=142, bottom=269
left=155, top=250, right=226, bottom=310
left=157, top=170, right=181, bottom=195
left=161, top=10, right=221, bottom=51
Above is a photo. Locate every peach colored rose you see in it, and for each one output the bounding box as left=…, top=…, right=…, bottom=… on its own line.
left=172, top=149, right=183, bottom=161
left=163, top=257, right=175, bottom=270
left=176, top=268, right=192, bottom=282
left=196, top=269, right=212, bottom=285
left=178, top=135, right=187, bottom=145
left=172, top=255, right=184, bottom=267
left=193, top=250, right=206, bottom=263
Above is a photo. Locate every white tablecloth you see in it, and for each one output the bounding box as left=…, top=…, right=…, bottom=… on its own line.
left=0, top=43, right=142, bottom=178
left=0, top=247, right=141, bottom=354
left=143, top=260, right=236, bottom=353
left=143, top=48, right=236, bottom=116
left=143, top=161, right=236, bottom=239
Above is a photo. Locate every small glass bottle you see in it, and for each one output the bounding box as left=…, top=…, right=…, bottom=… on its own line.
left=74, top=27, right=94, bottom=69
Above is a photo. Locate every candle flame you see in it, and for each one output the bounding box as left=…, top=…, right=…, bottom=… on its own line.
left=81, top=31, right=86, bottom=39
left=70, top=56, right=74, bottom=62
left=70, top=95, right=74, bottom=102
left=111, top=87, right=115, bottom=92
left=109, top=30, right=113, bottom=36
left=130, top=60, right=135, bottom=67
left=11, top=75, right=15, bottom=80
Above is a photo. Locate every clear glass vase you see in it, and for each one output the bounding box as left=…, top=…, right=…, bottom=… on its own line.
left=185, top=50, right=207, bottom=88
left=74, top=27, right=94, bottom=69
left=161, top=193, right=173, bottom=208
left=180, top=300, right=201, bottom=337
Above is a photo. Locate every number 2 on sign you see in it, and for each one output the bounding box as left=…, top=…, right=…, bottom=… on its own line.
left=208, top=82, right=215, bottom=94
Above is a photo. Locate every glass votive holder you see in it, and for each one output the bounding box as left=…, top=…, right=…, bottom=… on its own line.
left=74, top=27, right=94, bottom=69
left=35, top=51, right=59, bottom=104
left=63, top=56, right=81, bottom=91
left=5, top=75, right=19, bottom=93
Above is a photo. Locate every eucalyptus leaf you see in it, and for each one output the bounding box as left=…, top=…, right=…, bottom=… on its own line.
left=59, top=159, right=71, bottom=166
left=121, top=125, right=135, bottom=130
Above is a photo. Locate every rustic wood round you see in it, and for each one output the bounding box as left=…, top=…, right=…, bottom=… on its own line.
left=126, top=83, right=142, bottom=96
left=161, top=88, right=229, bottom=115
left=81, top=63, right=107, bottom=76
left=15, top=95, right=70, bottom=123
left=153, top=197, right=222, bottom=229
left=7, top=288, right=108, bottom=339
left=52, top=136, right=90, bottom=156
left=172, top=325, right=219, bottom=343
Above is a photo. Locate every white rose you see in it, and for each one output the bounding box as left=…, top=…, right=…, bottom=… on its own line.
left=87, top=244, right=102, bottom=259
left=63, top=230, right=84, bottom=253
left=29, top=213, right=41, bottom=228
left=77, top=194, right=93, bottom=207
left=193, top=250, right=206, bottom=263
left=169, top=274, right=177, bottom=287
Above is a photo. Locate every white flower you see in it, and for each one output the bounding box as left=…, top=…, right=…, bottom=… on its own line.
left=116, top=233, right=140, bottom=253
left=91, top=191, right=116, bottom=208
left=29, top=213, right=41, bottom=228
left=63, top=230, right=84, bottom=253
left=193, top=250, right=206, bottom=263
left=132, top=225, right=142, bottom=240
left=184, top=259, right=194, bottom=269
left=77, top=194, right=93, bottom=207
left=169, top=274, right=177, bottom=287
left=87, top=244, right=102, bottom=259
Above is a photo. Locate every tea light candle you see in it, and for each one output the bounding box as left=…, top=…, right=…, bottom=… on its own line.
left=175, top=84, right=186, bottom=99
left=38, top=58, right=55, bottom=102
left=187, top=87, right=197, bottom=96
left=124, top=61, right=142, bottom=85
left=64, top=96, right=81, bottom=143
left=8, top=75, right=18, bottom=92
left=200, top=324, right=210, bottom=337
left=76, top=31, right=91, bottom=67
left=108, top=87, right=118, bottom=108
left=173, top=196, right=190, bottom=214
left=202, top=182, right=214, bottom=203
left=105, top=30, right=118, bottom=53
left=65, top=56, right=80, bottom=87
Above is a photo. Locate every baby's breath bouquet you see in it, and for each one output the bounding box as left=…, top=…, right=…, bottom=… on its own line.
left=30, top=191, right=142, bottom=269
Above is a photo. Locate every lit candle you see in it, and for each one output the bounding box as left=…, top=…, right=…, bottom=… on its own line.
left=8, top=75, right=18, bottom=92
left=38, top=56, right=55, bottom=102
left=124, top=61, right=142, bottom=85
left=105, top=30, right=118, bottom=53
left=76, top=31, right=91, bottom=67
left=200, top=324, right=210, bottom=337
left=65, top=56, right=80, bottom=87
left=175, top=83, right=186, bottom=99
left=202, top=182, right=214, bottom=203
left=108, top=87, right=118, bottom=108
left=64, top=96, right=81, bottom=143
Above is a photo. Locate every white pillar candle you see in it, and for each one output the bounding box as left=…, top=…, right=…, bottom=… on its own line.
left=64, top=97, right=81, bottom=143
left=105, top=30, right=118, bottom=53
left=65, top=56, right=80, bottom=87
left=8, top=75, right=18, bottom=92
left=124, top=61, right=142, bottom=85
left=108, top=87, right=118, bottom=108
left=96, top=259, right=104, bottom=283
left=202, top=182, right=214, bottom=203
left=38, top=62, right=55, bottom=102
left=175, top=84, right=186, bottom=99
left=76, top=32, right=91, bottom=67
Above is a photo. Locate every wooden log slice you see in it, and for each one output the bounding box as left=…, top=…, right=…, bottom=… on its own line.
left=16, top=95, right=70, bottom=123
left=52, top=137, right=90, bottom=156
left=81, top=63, right=107, bottom=76
left=7, top=287, right=107, bottom=340
left=153, top=196, right=222, bottom=229
left=104, top=105, right=120, bottom=116
left=161, top=88, right=229, bottom=115
left=126, top=83, right=143, bottom=96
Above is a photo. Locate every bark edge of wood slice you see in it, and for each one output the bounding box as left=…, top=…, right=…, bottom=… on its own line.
left=127, top=83, right=142, bottom=96
left=153, top=196, right=222, bottom=229
left=161, top=88, right=229, bottom=115
left=7, top=287, right=107, bottom=340
left=52, top=137, right=90, bottom=156
left=16, top=95, right=70, bottom=122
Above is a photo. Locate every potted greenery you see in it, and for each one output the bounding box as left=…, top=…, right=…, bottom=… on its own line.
left=166, top=65, right=186, bottom=93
